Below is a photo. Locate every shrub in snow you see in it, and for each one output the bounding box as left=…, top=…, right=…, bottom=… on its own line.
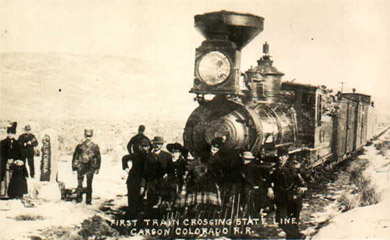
left=78, top=215, right=119, bottom=239
left=14, top=214, right=45, bottom=221
left=360, top=184, right=380, bottom=206
left=39, top=226, right=81, bottom=240
left=341, top=157, right=381, bottom=209
left=338, top=192, right=358, bottom=212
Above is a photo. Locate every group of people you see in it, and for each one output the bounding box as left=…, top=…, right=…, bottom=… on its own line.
left=121, top=125, right=307, bottom=239
left=0, top=122, right=307, bottom=239
left=0, top=122, right=39, bottom=199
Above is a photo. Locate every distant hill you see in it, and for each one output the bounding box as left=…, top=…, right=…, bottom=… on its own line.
left=1, top=52, right=388, bottom=125
left=0, top=52, right=195, bottom=121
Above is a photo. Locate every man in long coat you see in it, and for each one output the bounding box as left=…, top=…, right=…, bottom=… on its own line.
left=268, top=147, right=307, bottom=239
left=18, top=125, right=38, bottom=178
left=72, top=129, right=101, bottom=205
left=145, top=136, right=172, bottom=213
left=240, top=151, right=266, bottom=217
left=122, top=138, right=151, bottom=218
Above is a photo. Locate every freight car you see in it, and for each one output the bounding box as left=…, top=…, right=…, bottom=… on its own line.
left=183, top=10, right=376, bottom=170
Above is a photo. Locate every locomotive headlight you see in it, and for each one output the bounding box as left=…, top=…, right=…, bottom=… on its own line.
left=197, top=51, right=231, bottom=86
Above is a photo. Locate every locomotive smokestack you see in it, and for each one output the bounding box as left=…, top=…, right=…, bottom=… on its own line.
left=194, top=11, right=264, bottom=50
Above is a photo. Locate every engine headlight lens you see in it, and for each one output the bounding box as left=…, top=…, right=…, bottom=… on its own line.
left=197, top=51, right=231, bottom=85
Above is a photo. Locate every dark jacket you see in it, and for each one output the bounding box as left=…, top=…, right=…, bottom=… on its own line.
left=205, top=150, right=241, bottom=187
left=122, top=152, right=149, bottom=185
left=0, top=137, right=22, bottom=181
left=145, top=150, right=172, bottom=182
left=18, top=133, right=38, bottom=158
left=241, top=161, right=265, bottom=189
left=127, top=133, right=151, bottom=155
left=72, top=140, right=101, bottom=171
left=171, top=156, right=189, bottom=190
left=269, top=160, right=306, bottom=205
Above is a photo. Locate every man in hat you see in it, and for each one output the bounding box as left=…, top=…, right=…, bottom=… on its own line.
left=122, top=138, right=151, bottom=217
left=127, top=125, right=152, bottom=155
left=1, top=122, right=22, bottom=197
left=145, top=136, right=172, bottom=213
left=18, top=125, right=38, bottom=178
left=267, top=147, right=307, bottom=239
left=72, top=129, right=101, bottom=205
left=239, top=151, right=266, bottom=217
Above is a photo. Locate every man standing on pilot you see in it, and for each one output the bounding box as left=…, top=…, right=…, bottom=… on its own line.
left=267, top=147, right=307, bottom=239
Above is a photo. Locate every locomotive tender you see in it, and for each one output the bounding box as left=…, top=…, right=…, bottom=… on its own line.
left=183, top=11, right=376, bottom=169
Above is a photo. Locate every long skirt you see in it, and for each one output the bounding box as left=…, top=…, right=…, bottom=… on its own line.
left=8, top=173, right=28, bottom=199
left=175, top=190, right=221, bottom=207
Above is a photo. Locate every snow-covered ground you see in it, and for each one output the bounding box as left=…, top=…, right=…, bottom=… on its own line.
left=1, top=129, right=390, bottom=239
left=0, top=153, right=128, bottom=240
left=313, top=132, right=390, bottom=239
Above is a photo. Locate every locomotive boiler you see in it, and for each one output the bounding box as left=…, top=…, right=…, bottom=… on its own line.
left=183, top=10, right=376, bottom=168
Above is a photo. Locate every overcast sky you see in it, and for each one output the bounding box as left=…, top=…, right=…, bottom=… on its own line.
left=1, top=0, right=389, bottom=120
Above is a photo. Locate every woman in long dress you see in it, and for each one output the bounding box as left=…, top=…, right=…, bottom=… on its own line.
left=0, top=122, right=22, bottom=198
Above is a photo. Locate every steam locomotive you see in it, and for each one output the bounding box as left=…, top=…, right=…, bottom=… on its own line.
left=183, top=11, right=376, bottom=169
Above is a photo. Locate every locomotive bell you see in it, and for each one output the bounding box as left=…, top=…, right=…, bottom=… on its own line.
left=191, top=11, right=264, bottom=96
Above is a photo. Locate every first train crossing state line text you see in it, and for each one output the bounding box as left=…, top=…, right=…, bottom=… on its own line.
left=110, top=217, right=298, bottom=236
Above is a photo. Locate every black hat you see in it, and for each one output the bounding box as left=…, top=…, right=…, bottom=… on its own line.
left=167, top=142, right=188, bottom=157
left=7, top=122, right=17, bottom=134
left=24, top=125, right=31, bottom=131
left=138, top=125, right=145, bottom=132
left=84, top=129, right=93, bottom=137
left=277, top=147, right=289, bottom=156
left=211, top=137, right=224, bottom=148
